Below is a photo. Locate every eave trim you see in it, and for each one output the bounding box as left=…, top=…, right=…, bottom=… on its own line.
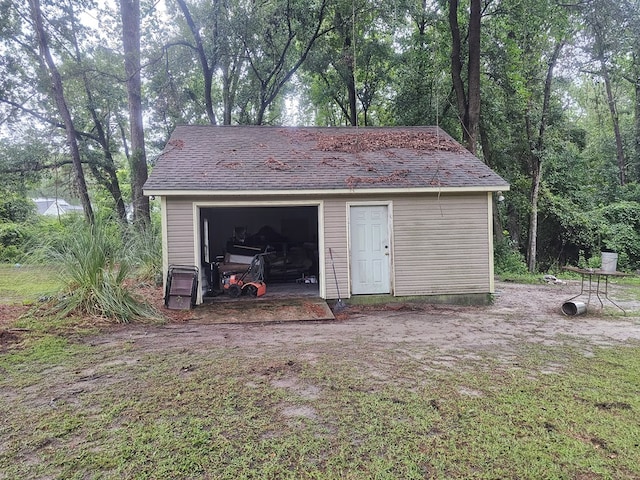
left=144, top=185, right=510, bottom=197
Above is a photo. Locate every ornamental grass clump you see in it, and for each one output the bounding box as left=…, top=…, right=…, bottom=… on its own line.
left=46, top=221, right=160, bottom=323
left=124, top=221, right=162, bottom=284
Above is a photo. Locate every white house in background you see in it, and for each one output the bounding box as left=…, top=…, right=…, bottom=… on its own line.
left=32, top=198, right=84, bottom=216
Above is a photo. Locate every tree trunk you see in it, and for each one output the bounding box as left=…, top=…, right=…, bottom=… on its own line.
left=120, top=0, right=150, bottom=227
left=247, top=0, right=329, bottom=125
left=87, top=162, right=128, bottom=221
left=346, top=69, right=357, bottom=126
left=525, top=41, right=564, bottom=273
left=466, top=0, right=481, bottom=155
left=588, top=9, right=628, bottom=186
left=635, top=75, right=640, bottom=180
left=29, top=0, right=94, bottom=224
left=345, top=27, right=357, bottom=126
left=599, top=59, right=626, bottom=185
left=222, top=63, right=233, bottom=125
left=479, top=118, right=503, bottom=243
left=256, top=93, right=266, bottom=126
left=449, top=0, right=467, bottom=130
left=221, top=42, right=243, bottom=126
left=84, top=117, right=127, bottom=224
left=335, top=10, right=358, bottom=127
left=175, top=0, right=217, bottom=125
left=68, top=11, right=128, bottom=223
left=448, top=0, right=481, bottom=154
left=527, top=164, right=542, bottom=272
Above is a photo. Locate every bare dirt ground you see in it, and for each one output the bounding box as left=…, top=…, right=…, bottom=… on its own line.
left=2, top=280, right=639, bottom=362
left=84, top=280, right=640, bottom=363
left=1, top=279, right=639, bottom=443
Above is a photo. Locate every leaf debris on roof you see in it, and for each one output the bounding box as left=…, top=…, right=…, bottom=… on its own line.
left=345, top=169, right=411, bottom=188
left=323, top=132, right=464, bottom=153
left=264, top=157, right=291, bottom=170
left=282, top=129, right=464, bottom=153
left=144, top=126, right=509, bottom=193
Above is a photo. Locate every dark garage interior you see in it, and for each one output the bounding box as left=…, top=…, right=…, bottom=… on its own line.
left=200, top=206, right=319, bottom=298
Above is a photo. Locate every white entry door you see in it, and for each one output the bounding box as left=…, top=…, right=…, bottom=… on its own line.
left=350, top=205, right=390, bottom=294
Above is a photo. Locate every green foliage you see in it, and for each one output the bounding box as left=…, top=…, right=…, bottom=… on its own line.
left=596, top=201, right=640, bottom=270
left=0, top=336, right=79, bottom=369
left=618, top=182, right=640, bottom=203
left=1, top=0, right=640, bottom=277
left=299, top=0, right=398, bottom=127
left=494, top=231, right=528, bottom=275
left=536, top=188, right=600, bottom=268
left=391, top=10, right=456, bottom=129
left=0, top=141, right=49, bottom=195
left=576, top=250, right=599, bottom=269
left=0, top=244, right=21, bottom=263
left=0, top=222, right=26, bottom=246
left=16, top=215, right=82, bottom=265
left=124, top=221, right=163, bottom=284
left=13, top=212, right=162, bottom=289
left=0, top=194, right=35, bottom=222
left=0, top=222, right=28, bottom=262
left=534, top=193, right=640, bottom=271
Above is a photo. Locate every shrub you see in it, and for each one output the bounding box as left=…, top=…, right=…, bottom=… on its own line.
left=494, top=231, right=528, bottom=275
left=43, top=220, right=160, bottom=323
left=598, top=201, right=640, bottom=271
left=0, top=245, right=21, bottom=263
left=0, top=194, right=35, bottom=222
left=124, top=222, right=162, bottom=284
left=0, top=222, right=31, bottom=262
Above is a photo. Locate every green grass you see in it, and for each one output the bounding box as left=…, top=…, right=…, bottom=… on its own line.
left=497, top=271, right=640, bottom=286
left=495, top=272, right=544, bottom=284
left=1, top=337, right=639, bottom=479
left=0, top=264, right=61, bottom=304
left=614, top=277, right=640, bottom=302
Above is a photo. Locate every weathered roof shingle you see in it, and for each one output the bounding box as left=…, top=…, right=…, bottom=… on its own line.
left=144, top=126, right=509, bottom=194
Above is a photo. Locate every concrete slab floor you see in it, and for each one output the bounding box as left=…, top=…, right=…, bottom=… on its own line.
left=203, top=281, right=320, bottom=304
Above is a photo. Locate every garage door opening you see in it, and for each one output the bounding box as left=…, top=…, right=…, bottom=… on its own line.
left=199, top=205, right=320, bottom=300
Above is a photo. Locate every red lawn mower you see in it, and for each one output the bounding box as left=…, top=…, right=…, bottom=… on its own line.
left=222, top=253, right=268, bottom=298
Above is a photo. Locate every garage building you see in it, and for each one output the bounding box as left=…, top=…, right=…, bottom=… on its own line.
left=143, top=125, right=509, bottom=305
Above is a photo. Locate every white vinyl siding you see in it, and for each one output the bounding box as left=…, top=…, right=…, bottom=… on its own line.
left=165, top=198, right=196, bottom=266
left=392, top=194, right=491, bottom=296
left=162, top=192, right=493, bottom=301
left=323, top=199, right=349, bottom=299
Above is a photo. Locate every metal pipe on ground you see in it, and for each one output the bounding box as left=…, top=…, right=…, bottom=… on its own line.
left=561, top=301, right=587, bottom=316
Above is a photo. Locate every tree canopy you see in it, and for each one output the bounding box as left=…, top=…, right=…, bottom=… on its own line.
left=1, top=0, right=639, bottom=271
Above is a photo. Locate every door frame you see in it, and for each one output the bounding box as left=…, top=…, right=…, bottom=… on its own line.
left=346, top=201, right=393, bottom=296
left=193, top=200, right=325, bottom=304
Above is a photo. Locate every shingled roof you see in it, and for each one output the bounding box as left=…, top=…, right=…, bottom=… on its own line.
left=143, top=126, right=509, bottom=195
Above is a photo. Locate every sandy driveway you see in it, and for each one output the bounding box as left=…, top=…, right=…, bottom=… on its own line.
left=92, top=281, right=640, bottom=365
